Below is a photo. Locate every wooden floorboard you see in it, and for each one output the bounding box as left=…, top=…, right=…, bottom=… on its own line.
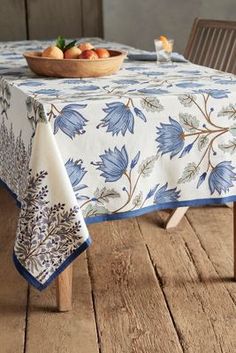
left=186, top=206, right=236, bottom=303
left=87, top=219, right=184, bottom=353
left=0, top=188, right=28, bottom=353
left=25, top=253, right=99, bottom=353
left=1, top=185, right=236, bottom=353
left=137, top=210, right=236, bottom=353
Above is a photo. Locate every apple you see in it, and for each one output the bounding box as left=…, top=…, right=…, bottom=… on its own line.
left=42, top=46, right=64, bottom=59
left=95, top=48, right=110, bottom=58
left=78, top=50, right=99, bottom=60
left=64, top=46, right=82, bottom=59
left=78, top=42, right=94, bottom=51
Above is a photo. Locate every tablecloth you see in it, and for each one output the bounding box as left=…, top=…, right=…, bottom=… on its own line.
left=0, top=38, right=236, bottom=289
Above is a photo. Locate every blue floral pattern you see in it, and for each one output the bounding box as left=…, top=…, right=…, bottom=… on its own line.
left=1, top=38, right=236, bottom=290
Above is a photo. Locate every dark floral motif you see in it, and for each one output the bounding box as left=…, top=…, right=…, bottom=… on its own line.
left=54, top=104, right=88, bottom=139
left=208, top=161, right=236, bottom=195
left=0, top=78, right=11, bottom=119
left=154, top=183, right=180, bottom=204
left=156, top=117, right=184, bottom=158
left=65, top=158, right=87, bottom=192
left=26, top=97, right=47, bottom=133
left=0, top=119, right=31, bottom=200
left=94, top=145, right=129, bottom=182
left=15, top=170, right=84, bottom=284
left=98, top=101, right=146, bottom=136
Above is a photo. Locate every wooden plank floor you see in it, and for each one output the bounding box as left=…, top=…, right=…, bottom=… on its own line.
left=1, top=187, right=236, bottom=353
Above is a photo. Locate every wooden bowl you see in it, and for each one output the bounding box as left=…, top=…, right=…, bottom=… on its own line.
left=23, top=50, right=127, bottom=78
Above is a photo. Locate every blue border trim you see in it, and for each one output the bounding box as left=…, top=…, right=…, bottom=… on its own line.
left=84, top=194, right=236, bottom=225
left=13, top=237, right=92, bottom=291
left=3, top=176, right=236, bottom=289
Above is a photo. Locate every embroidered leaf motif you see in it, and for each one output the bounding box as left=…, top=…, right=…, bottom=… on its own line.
left=218, top=139, right=236, bottom=154
left=138, top=155, right=158, bottom=177
left=178, top=94, right=196, bottom=107
left=132, top=191, right=143, bottom=207
left=198, top=135, right=209, bottom=151
left=94, top=187, right=120, bottom=203
left=217, top=104, right=236, bottom=119
left=84, top=204, right=109, bottom=217
left=179, top=113, right=199, bottom=132
left=178, top=162, right=200, bottom=184
left=141, top=97, right=164, bottom=112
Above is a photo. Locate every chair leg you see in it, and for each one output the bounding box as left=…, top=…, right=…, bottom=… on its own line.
left=56, top=264, right=73, bottom=312
left=165, top=207, right=189, bottom=229
left=234, top=203, right=236, bottom=280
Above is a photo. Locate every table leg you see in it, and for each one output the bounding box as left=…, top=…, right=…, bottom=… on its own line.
left=56, top=264, right=73, bottom=312
left=234, top=203, right=236, bottom=280
left=165, top=207, right=189, bottom=229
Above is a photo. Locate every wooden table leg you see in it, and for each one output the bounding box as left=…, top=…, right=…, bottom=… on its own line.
left=234, top=203, right=236, bottom=280
left=56, top=264, right=73, bottom=312
left=165, top=207, right=189, bottom=229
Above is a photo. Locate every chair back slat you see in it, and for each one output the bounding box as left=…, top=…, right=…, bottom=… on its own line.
left=184, top=18, right=236, bottom=74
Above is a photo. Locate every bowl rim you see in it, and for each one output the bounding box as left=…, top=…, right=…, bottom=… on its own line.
left=23, top=50, right=127, bottom=62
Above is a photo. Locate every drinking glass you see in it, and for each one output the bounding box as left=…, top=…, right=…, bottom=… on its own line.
left=154, top=38, right=174, bottom=64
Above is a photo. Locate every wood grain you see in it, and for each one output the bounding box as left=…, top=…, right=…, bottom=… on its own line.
left=0, top=0, right=27, bottom=40
left=137, top=210, right=236, bottom=353
left=82, top=0, right=103, bottom=37
left=27, top=0, right=83, bottom=40
left=184, top=18, right=236, bottom=74
left=186, top=206, right=236, bottom=300
left=87, top=219, right=183, bottom=353
left=56, top=265, right=73, bottom=312
left=24, top=50, right=126, bottom=78
left=0, top=187, right=28, bottom=353
left=25, top=253, right=99, bottom=353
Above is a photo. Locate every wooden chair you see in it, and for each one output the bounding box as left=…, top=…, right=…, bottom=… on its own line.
left=165, top=18, right=236, bottom=229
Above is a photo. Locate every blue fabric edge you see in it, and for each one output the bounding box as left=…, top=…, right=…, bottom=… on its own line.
left=84, top=195, right=236, bottom=225
left=13, top=237, right=92, bottom=291
left=2, top=177, right=236, bottom=289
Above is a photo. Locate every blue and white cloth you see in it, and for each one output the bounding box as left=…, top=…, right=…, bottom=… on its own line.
left=0, top=38, right=236, bottom=289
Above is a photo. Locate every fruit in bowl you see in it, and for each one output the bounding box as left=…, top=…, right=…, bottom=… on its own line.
left=78, top=42, right=94, bottom=52
left=78, top=49, right=99, bottom=60
left=42, top=46, right=64, bottom=59
left=64, top=46, right=82, bottom=59
left=40, top=36, right=111, bottom=60
left=95, top=48, right=110, bottom=58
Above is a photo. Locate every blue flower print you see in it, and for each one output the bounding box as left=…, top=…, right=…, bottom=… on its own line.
left=176, top=82, right=203, bottom=88
left=34, top=89, right=60, bottom=96
left=154, top=183, right=180, bottom=204
left=193, top=89, right=230, bottom=99
left=178, top=70, right=201, bottom=75
left=65, top=158, right=87, bottom=192
left=156, top=117, right=184, bottom=158
left=113, top=79, right=140, bottom=85
left=18, top=81, right=44, bottom=87
left=138, top=88, right=169, bottom=95
left=214, top=79, right=236, bottom=85
left=54, top=104, right=88, bottom=139
left=72, top=85, right=99, bottom=91
left=95, top=145, right=129, bottom=182
left=99, top=102, right=146, bottom=136
left=208, top=161, right=236, bottom=195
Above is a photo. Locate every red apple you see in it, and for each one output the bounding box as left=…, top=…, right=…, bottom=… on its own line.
left=95, top=48, right=110, bottom=58
left=78, top=50, right=99, bottom=60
